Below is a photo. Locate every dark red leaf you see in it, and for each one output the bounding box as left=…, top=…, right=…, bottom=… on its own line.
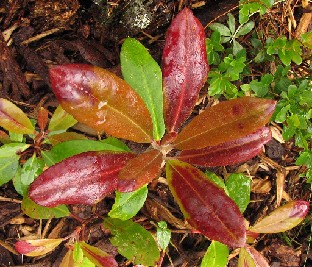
left=118, top=149, right=163, bottom=192
left=49, top=64, right=153, bottom=143
left=177, top=127, right=271, bottom=166
left=166, top=160, right=246, bottom=247
left=173, top=97, right=276, bottom=150
left=162, top=8, right=209, bottom=133
left=29, top=151, right=135, bottom=207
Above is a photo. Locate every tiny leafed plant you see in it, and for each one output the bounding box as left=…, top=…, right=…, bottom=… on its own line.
left=6, top=7, right=309, bottom=266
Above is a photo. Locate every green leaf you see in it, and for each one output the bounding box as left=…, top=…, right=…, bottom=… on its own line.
left=296, top=151, right=312, bottom=167
left=103, top=218, right=160, bottom=266
left=19, top=155, right=44, bottom=194
left=42, top=138, right=129, bottom=166
left=9, top=132, right=24, bottom=142
left=156, top=221, right=171, bottom=250
left=0, top=98, right=35, bottom=134
left=205, top=171, right=228, bottom=195
left=0, top=143, right=30, bottom=186
left=275, top=104, right=290, bottom=123
left=108, top=185, right=148, bottom=220
left=236, top=21, right=255, bottom=37
left=233, top=40, right=244, bottom=56
left=22, top=193, right=70, bottom=219
left=210, top=23, right=231, bottom=36
left=228, top=13, right=236, bottom=34
left=225, top=173, right=251, bottom=213
left=48, top=105, right=77, bottom=131
left=121, top=38, right=165, bottom=140
left=201, top=241, right=229, bottom=267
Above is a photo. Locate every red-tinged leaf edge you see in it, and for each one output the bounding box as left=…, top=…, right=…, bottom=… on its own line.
left=29, top=151, right=135, bottom=207
left=177, top=127, right=271, bottom=166
left=118, top=149, right=163, bottom=192
left=166, top=160, right=246, bottom=248
left=244, top=245, right=270, bottom=267
left=249, top=200, right=309, bottom=233
left=173, top=97, right=276, bottom=150
left=15, top=239, right=63, bottom=257
left=80, top=242, right=118, bottom=267
left=162, top=7, right=209, bottom=133
left=49, top=64, right=153, bottom=143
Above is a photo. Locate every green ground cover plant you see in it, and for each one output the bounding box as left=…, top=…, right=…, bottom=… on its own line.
left=0, top=2, right=310, bottom=266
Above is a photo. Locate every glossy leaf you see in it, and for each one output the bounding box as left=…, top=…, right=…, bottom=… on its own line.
left=42, top=138, right=130, bottom=166
left=162, top=8, right=209, bottom=133
left=177, top=127, right=271, bottom=166
left=108, top=185, right=148, bottom=220
left=104, top=218, right=160, bottom=266
left=166, top=160, right=246, bottom=247
left=173, top=97, right=276, bottom=150
left=79, top=242, right=118, bottom=267
left=49, top=64, right=153, bottom=143
left=29, top=151, right=135, bottom=207
left=15, top=238, right=63, bottom=257
left=249, top=200, right=309, bottom=233
left=37, top=107, right=49, bottom=131
left=156, top=221, right=171, bottom=250
left=22, top=193, right=70, bottom=219
left=226, top=173, right=251, bottom=213
left=238, top=246, right=269, bottom=267
left=121, top=38, right=165, bottom=140
left=201, top=241, right=229, bottom=267
left=0, top=98, right=35, bottom=134
left=0, top=143, right=30, bottom=186
left=118, top=149, right=163, bottom=192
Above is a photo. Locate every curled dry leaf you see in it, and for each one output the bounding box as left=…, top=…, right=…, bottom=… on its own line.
left=162, top=7, right=209, bottom=133
left=249, top=200, right=309, bottom=233
left=49, top=64, right=153, bottom=143
left=29, top=151, right=135, bottom=207
left=177, top=127, right=271, bottom=166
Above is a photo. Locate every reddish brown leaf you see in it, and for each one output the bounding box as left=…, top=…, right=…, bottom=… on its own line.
left=80, top=242, right=118, bottom=267
left=166, top=160, right=246, bottom=247
left=249, top=200, right=309, bottom=233
left=37, top=107, right=49, bottom=132
left=173, top=97, right=276, bottom=150
left=49, top=64, right=153, bottom=143
left=29, top=151, right=135, bottom=207
left=177, top=127, right=271, bottom=166
left=162, top=8, right=209, bottom=133
left=118, top=149, right=163, bottom=192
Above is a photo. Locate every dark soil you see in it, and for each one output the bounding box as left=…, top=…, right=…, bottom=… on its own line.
left=0, top=0, right=311, bottom=266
